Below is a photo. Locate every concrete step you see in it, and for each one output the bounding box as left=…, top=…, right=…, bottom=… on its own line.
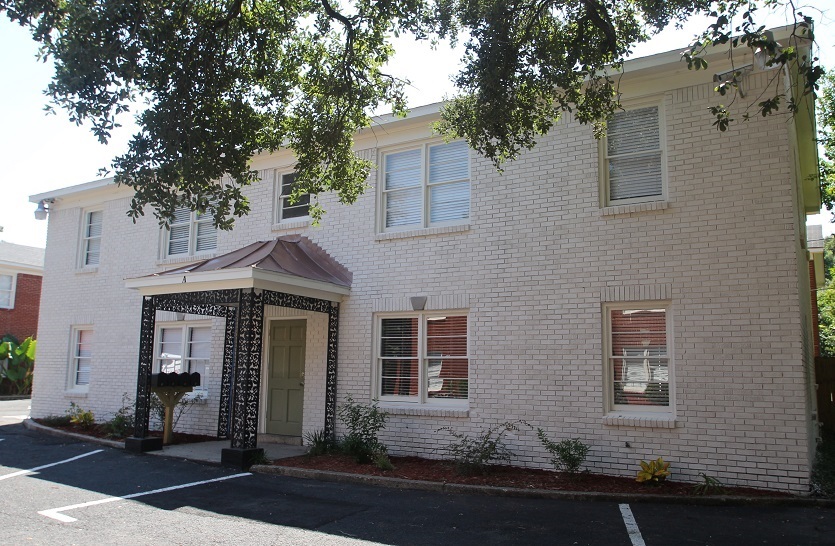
left=258, top=433, right=303, bottom=446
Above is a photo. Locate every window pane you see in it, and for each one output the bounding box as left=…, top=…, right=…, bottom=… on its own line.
left=385, top=149, right=422, bottom=190
left=426, top=315, right=467, bottom=356
left=195, top=219, right=217, bottom=252
left=426, top=315, right=467, bottom=400
left=281, top=173, right=310, bottom=219
left=159, top=327, right=183, bottom=373
left=381, top=359, right=419, bottom=396
left=429, top=181, right=469, bottom=223
left=171, top=208, right=191, bottom=225
left=428, top=141, right=469, bottom=183
left=86, top=211, right=103, bottom=238
left=385, top=187, right=422, bottom=228
left=77, top=330, right=92, bottom=358
left=188, top=327, right=211, bottom=360
left=381, top=318, right=418, bottom=357
left=0, top=275, right=12, bottom=290
left=168, top=224, right=190, bottom=255
left=85, top=237, right=101, bottom=266
left=610, top=309, right=668, bottom=407
left=75, top=330, right=92, bottom=386
left=609, top=154, right=663, bottom=201
left=607, top=107, right=660, bottom=155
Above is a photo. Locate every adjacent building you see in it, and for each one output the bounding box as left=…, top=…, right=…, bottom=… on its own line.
left=0, top=240, right=44, bottom=341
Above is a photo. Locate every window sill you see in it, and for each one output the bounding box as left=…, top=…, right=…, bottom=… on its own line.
left=380, top=404, right=469, bottom=418
left=156, top=253, right=217, bottom=267
left=376, top=224, right=470, bottom=241
left=271, top=219, right=310, bottom=232
left=601, top=200, right=668, bottom=216
left=602, top=412, right=677, bottom=429
left=76, top=266, right=99, bottom=275
left=64, top=389, right=89, bottom=398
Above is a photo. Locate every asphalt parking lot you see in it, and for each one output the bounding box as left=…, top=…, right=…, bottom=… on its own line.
left=1, top=401, right=834, bottom=545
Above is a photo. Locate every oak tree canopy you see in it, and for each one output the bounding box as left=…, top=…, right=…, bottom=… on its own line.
left=1, top=0, right=822, bottom=227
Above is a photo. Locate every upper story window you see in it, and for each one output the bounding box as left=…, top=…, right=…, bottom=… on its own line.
left=377, top=313, right=468, bottom=405
left=0, top=274, right=15, bottom=309
left=381, top=140, right=470, bottom=232
left=604, top=304, right=672, bottom=414
left=82, top=210, right=103, bottom=267
left=601, top=104, right=666, bottom=206
left=166, top=207, right=217, bottom=257
left=71, top=328, right=93, bottom=388
left=275, top=172, right=310, bottom=223
left=155, top=324, right=211, bottom=394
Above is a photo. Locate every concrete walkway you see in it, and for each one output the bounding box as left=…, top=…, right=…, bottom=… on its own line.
left=148, top=439, right=308, bottom=464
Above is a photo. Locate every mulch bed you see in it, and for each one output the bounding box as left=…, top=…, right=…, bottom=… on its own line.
left=272, top=453, right=792, bottom=498
left=32, top=419, right=216, bottom=445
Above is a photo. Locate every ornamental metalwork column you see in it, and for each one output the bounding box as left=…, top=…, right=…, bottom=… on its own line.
left=125, top=296, right=162, bottom=452
left=217, top=308, right=237, bottom=439
left=324, top=302, right=340, bottom=438
left=222, top=289, right=265, bottom=467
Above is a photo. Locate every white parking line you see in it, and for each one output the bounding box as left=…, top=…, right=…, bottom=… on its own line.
left=0, top=449, right=103, bottom=481
left=39, top=472, right=252, bottom=522
left=619, top=504, right=646, bottom=546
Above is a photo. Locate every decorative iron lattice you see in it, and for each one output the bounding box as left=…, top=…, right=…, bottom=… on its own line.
left=133, top=296, right=157, bottom=438
left=217, top=306, right=237, bottom=439
left=230, top=290, right=264, bottom=449
left=262, top=290, right=333, bottom=314
left=154, top=290, right=239, bottom=311
left=325, top=303, right=340, bottom=437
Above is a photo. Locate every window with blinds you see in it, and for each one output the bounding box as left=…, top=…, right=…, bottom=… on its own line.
left=83, top=210, right=103, bottom=266
left=155, top=324, right=211, bottom=394
left=276, top=172, right=311, bottom=222
left=0, top=274, right=13, bottom=309
left=72, top=329, right=92, bottom=387
left=378, top=313, right=468, bottom=404
left=383, top=140, right=470, bottom=231
left=606, top=305, right=671, bottom=412
left=604, top=105, right=665, bottom=204
left=166, top=207, right=217, bottom=257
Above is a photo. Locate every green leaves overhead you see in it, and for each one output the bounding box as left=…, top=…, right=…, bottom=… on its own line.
left=0, top=0, right=822, bottom=228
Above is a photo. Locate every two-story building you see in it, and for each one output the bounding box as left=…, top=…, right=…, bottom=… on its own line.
left=0, top=240, right=44, bottom=342
left=29, top=28, right=821, bottom=492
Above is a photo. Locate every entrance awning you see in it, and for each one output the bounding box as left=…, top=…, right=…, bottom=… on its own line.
left=125, top=236, right=352, bottom=302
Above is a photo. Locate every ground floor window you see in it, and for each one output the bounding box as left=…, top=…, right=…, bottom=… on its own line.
left=70, top=328, right=92, bottom=389
left=154, top=324, right=211, bottom=394
left=605, top=303, right=671, bottom=412
left=377, top=312, right=468, bottom=404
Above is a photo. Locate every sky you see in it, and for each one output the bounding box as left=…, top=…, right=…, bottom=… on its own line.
left=1, top=3, right=834, bottom=249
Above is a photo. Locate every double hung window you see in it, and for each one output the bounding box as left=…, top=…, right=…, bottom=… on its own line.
left=0, top=274, right=14, bottom=308
left=71, top=328, right=92, bottom=388
left=602, top=104, right=666, bottom=205
left=382, top=140, right=470, bottom=231
left=166, top=208, right=217, bottom=257
left=378, top=313, right=468, bottom=404
left=605, top=304, right=671, bottom=412
left=275, top=172, right=310, bottom=222
left=82, top=210, right=103, bottom=266
left=155, top=325, right=211, bottom=393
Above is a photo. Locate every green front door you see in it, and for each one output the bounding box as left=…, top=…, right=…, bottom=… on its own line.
left=266, top=320, right=306, bottom=436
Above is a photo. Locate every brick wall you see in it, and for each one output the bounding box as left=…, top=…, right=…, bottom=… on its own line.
left=30, top=68, right=815, bottom=492
left=0, top=273, right=42, bottom=341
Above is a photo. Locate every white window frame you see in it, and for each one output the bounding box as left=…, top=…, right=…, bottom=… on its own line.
left=603, top=301, right=674, bottom=415
left=274, top=171, right=311, bottom=224
left=379, top=139, right=471, bottom=233
left=81, top=209, right=103, bottom=267
left=164, top=208, right=217, bottom=258
left=153, top=322, right=212, bottom=396
left=599, top=98, right=668, bottom=207
left=0, top=272, right=16, bottom=309
left=69, top=327, right=93, bottom=391
left=374, top=311, right=469, bottom=407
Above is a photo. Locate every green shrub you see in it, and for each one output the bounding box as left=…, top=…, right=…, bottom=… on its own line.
left=304, top=428, right=337, bottom=456
left=66, top=402, right=95, bottom=430
left=105, top=393, right=134, bottom=438
left=441, top=421, right=526, bottom=475
left=337, top=396, right=389, bottom=463
left=0, top=336, right=36, bottom=395
left=636, top=457, right=671, bottom=484
left=39, top=415, right=72, bottom=427
left=536, top=429, right=590, bottom=475
left=692, top=473, right=726, bottom=495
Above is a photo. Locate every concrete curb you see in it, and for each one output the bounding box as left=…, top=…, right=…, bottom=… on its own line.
left=0, top=395, right=31, bottom=401
left=250, top=464, right=835, bottom=508
left=23, top=419, right=125, bottom=450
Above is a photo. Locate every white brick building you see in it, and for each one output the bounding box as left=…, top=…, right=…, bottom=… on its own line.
left=29, top=30, right=821, bottom=492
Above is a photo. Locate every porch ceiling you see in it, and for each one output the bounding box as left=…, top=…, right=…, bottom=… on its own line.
left=125, top=236, right=352, bottom=302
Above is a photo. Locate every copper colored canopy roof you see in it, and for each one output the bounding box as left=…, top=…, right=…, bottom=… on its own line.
left=158, top=236, right=352, bottom=288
